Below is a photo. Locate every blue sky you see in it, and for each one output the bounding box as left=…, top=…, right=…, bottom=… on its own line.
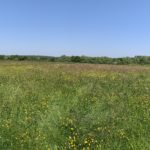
left=0, top=0, right=150, bottom=57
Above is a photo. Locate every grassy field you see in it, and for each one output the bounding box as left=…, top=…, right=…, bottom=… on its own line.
left=0, top=61, right=150, bottom=150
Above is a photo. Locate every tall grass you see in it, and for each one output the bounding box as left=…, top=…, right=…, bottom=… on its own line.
left=0, top=62, right=150, bottom=149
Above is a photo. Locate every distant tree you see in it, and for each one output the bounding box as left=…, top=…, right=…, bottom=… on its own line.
left=0, top=55, right=5, bottom=60
left=0, top=54, right=150, bottom=64
left=71, top=56, right=81, bottom=62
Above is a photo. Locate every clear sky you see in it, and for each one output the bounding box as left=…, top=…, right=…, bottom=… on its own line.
left=0, top=0, right=150, bottom=57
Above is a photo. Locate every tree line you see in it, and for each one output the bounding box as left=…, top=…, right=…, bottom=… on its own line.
left=0, top=55, right=150, bottom=65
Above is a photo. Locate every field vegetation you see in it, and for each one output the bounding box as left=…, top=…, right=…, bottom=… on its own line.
left=0, top=61, right=150, bottom=149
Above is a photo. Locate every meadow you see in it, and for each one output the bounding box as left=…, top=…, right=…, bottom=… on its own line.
left=0, top=61, right=150, bottom=150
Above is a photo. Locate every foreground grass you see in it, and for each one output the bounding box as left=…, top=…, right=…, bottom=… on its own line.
left=0, top=61, right=150, bottom=150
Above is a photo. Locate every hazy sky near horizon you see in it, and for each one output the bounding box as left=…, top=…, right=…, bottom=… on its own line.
left=0, top=0, right=150, bottom=57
